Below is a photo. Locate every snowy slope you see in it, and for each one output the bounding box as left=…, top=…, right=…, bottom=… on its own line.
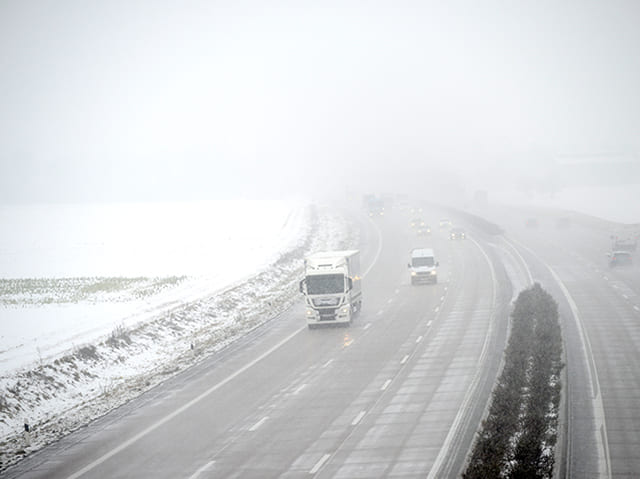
left=0, top=200, right=359, bottom=470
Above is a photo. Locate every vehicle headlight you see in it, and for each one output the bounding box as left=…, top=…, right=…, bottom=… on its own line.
left=306, top=309, right=314, bottom=316
left=411, top=271, right=417, bottom=276
left=430, top=270, right=437, bottom=275
left=342, top=307, right=349, bottom=313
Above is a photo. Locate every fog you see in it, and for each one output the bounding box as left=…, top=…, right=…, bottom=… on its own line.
left=1, top=0, right=639, bottom=204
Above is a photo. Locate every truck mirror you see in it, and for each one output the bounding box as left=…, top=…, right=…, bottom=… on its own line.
left=299, top=279, right=305, bottom=293
left=347, top=278, right=353, bottom=291
left=407, top=263, right=411, bottom=268
left=436, top=262, right=440, bottom=267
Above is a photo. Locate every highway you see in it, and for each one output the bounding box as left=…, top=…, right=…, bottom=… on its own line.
left=481, top=205, right=640, bottom=478
left=5, top=206, right=515, bottom=478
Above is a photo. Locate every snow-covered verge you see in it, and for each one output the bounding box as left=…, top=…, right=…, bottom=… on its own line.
left=0, top=203, right=359, bottom=472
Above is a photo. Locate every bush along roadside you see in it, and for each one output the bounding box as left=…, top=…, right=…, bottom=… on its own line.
left=463, top=283, right=564, bottom=479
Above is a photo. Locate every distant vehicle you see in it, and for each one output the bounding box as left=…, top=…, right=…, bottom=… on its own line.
left=556, top=217, right=571, bottom=229
left=410, top=217, right=426, bottom=228
left=408, top=248, right=439, bottom=284
left=450, top=227, right=466, bottom=240
left=417, top=225, right=432, bottom=236
left=608, top=250, right=633, bottom=268
left=611, top=236, right=637, bottom=252
left=525, top=218, right=538, bottom=229
left=363, top=194, right=385, bottom=217
left=299, top=250, right=362, bottom=328
left=439, top=219, right=452, bottom=229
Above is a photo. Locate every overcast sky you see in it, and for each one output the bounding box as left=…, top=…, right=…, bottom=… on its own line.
left=1, top=0, right=639, bottom=203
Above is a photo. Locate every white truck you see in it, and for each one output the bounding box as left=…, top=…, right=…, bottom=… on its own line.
left=299, top=250, right=362, bottom=328
left=408, top=248, right=439, bottom=284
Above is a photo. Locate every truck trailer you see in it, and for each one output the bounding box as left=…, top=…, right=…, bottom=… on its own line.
left=299, top=250, right=362, bottom=328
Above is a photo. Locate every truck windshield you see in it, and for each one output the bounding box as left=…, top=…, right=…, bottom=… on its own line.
left=412, top=257, right=434, bottom=267
left=306, top=274, right=344, bottom=294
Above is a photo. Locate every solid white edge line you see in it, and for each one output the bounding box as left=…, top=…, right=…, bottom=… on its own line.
left=381, top=379, right=392, bottom=390
left=363, top=218, right=383, bottom=278
left=293, top=384, right=307, bottom=395
left=352, top=410, right=366, bottom=426
left=249, top=416, right=269, bottom=432
left=322, top=359, right=333, bottom=368
left=187, top=460, right=216, bottom=479
left=428, top=236, right=497, bottom=479
left=508, top=236, right=612, bottom=478
left=309, top=453, right=331, bottom=474
left=66, top=326, right=306, bottom=479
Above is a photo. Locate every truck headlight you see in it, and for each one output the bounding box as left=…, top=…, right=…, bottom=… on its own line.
left=430, top=270, right=436, bottom=275
left=342, top=307, right=349, bottom=313
left=411, top=271, right=417, bottom=276
left=306, top=309, right=314, bottom=316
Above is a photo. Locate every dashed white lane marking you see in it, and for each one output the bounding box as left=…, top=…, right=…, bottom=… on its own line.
left=401, top=355, right=409, bottom=365
left=364, top=323, right=371, bottom=330
left=622, top=294, right=629, bottom=300
left=395, top=288, right=400, bottom=294
left=322, top=359, right=333, bottom=368
left=352, top=410, right=366, bottom=426
left=634, top=306, right=640, bottom=312
left=65, top=326, right=306, bottom=479
left=310, top=454, right=331, bottom=474
left=427, top=320, right=433, bottom=327
left=387, top=298, right=393, bottom=304
left=381, top=379, right=392, bottom=390
left=604, top=276, right=609, bottom=281
left=377, top=309, right=384, bottom=316
left=416, top=335, right=423, bottom=343
left=249, top=416, right=269, bottom=432
left=187, top=460, right=216, bottom=479
left=293, top=384, right=307, bottom=395
left=440, top=296, right=445, bottom=302
left=612, top=284, right=619, bottom=289
left=434, top=306, right=439, bottom=313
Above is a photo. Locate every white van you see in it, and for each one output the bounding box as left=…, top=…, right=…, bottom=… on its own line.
left=408, top=248, right=439, bottom=284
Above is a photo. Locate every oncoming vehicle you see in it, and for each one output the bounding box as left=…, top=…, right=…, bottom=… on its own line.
left=439, top=219, right=452, bottom=229
left=408, top=248, right=439, bottom=284
left=608, top=251, right=633, bottom=268
left=417, top=225, right=432, bottom=236
left=410, top=217, right=426, bottom=229
left=299, top=250, right=362, bottom=328
left=450, top=227, right=466, bottom=240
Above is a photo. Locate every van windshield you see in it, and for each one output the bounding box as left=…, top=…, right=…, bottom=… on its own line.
left=306, top=274, right=345, bottom=294
left=412, top=257, right=434, bottom=267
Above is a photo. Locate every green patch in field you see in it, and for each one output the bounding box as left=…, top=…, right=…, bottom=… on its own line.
left=0, top=276, right=187, bottom=305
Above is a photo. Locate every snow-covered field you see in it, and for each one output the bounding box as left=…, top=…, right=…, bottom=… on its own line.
left=0, top=200, right=358, bottom=470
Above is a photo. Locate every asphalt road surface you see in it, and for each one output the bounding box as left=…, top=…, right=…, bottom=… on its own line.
left=5, top=203, right=581, bottom=479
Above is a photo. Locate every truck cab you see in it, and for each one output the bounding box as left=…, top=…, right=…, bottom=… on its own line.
left=408, top=248, right=439, bottom=284
left=299, top=250, right=362, bottom=328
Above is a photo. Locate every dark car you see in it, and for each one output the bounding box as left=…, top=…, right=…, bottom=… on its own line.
left=609, top=251, right=632, bottom=268
left=450, top=227, right=466, bottom=240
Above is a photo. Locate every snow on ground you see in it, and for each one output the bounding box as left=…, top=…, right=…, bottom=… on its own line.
left=0, top=200, right=302, bottom=373
left=0, top=200, right=358, bottom=471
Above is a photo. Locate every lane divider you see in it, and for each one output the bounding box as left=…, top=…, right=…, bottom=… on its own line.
left=310, top=454, right=331, bottom=474
left=249, top=416, right=269, bottom=432
left=351, top=411, right=366, bottom=426
left=67, top=326, right=307, bottom=479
